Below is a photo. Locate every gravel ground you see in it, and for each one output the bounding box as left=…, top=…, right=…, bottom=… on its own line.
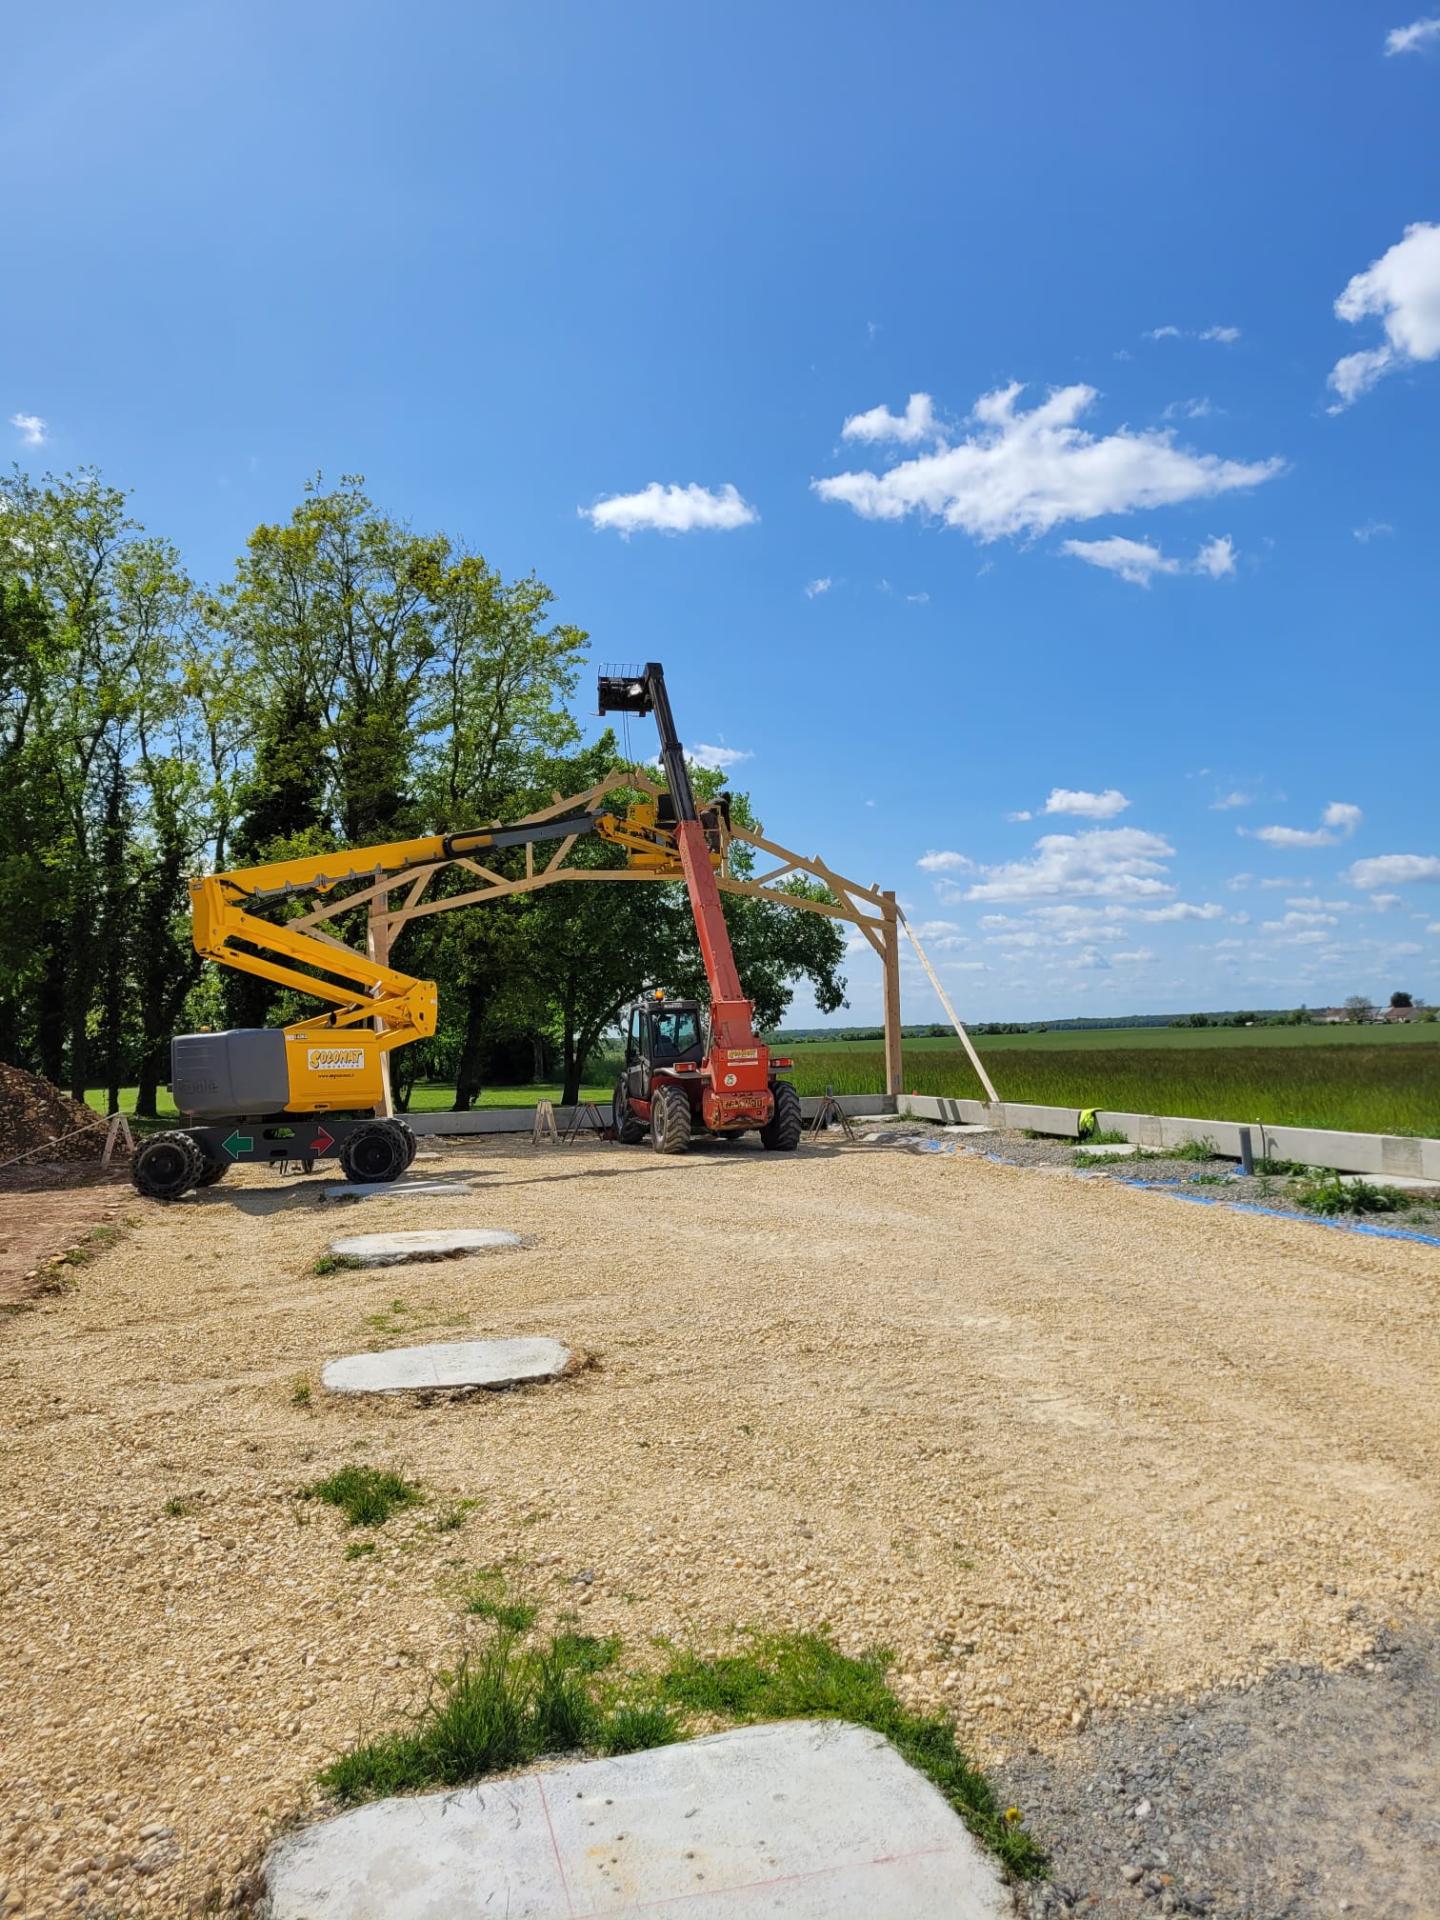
left=0, top=1131, right=1435, bottom=1916
left=1000, top=1618, right=1440, bottom=1918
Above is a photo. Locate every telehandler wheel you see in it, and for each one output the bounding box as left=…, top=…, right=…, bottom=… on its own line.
left=132, top=1130, right=203, bottom=1201
left=760, top=1081, right=803, bottom=1152
left=339, top=1121, right=409, bottom=1185
left=651, top=1084, right=692, bottom=1156
left=613, top=1078, right=646, bottom=1145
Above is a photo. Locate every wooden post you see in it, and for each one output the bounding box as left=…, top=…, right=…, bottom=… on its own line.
left=880, top=891, right=904, bottom=1096
left=367, top=890, right=395, bottom=1118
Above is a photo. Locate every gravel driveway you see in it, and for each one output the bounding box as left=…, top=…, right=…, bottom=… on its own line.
left=0, top=1132, right=1434, bottom=1915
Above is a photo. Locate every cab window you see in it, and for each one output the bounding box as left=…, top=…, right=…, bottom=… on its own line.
left=651, top=1008, right=701, bottom=1061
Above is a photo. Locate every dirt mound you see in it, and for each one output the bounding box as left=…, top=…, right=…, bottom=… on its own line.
left=0, top=1063, right=121, bottom=1164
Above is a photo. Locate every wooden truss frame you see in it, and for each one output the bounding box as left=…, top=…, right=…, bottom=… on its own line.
left=287, top=767, right=996, bottom=1108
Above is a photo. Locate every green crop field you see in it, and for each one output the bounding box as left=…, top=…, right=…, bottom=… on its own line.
left=783, top=1027, right=1440, bottom=1134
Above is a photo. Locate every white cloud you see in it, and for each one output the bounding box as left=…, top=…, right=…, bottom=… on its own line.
left=1132, top=900, right=1224, bottom=922
left=1327, top=223, right=1440, bottom=407
left=1006, top=809, right=1034, bottom=822
left=1368, top=893, right=1402, bottom=911
left=1353, top=520, right=1394, bottom=542
left=960, top=827, right=1176, bottom=903
left=688, top=741, right=752, bottom=772
left=1263, top=911, right=1339, bottom=930
left=1244, top=801, right=1363, bottom=849
left=1060, top=536, right=1178, bottom=586
left=1043, top=786, right=1130, bottom=820
left=1385, top=16, right=1440, bottom=53
left=905, top=590, right=930, bottom=604
left=1210, top=790, right=1254, bottom=810
left=1060, top=532, right=1237, bottom=586
left=814, top=384, right=1281, bottom=541
left=1163, top=397, right=1215, bottom=420
left=9, top=412, right=47, bottom=447
left=841, top=392, right=940, bottom=445
left=1112, top=948, right=1157, bottom=964
left=1429, top=922, right=1440, bottom=935
left=1145, top=325, right=1241, bottom=345
left=1194, top=534, right=1237, bottom=578
left=916, top=850, right=973, bottom=873
left=804, top=576, right=832, bottom=598
left=581, top=482, right=758, bottom=536
left=1345, top=853, right=1440, bottom=888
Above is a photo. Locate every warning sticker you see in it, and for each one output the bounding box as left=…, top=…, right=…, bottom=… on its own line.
left=307, top=1047, right=367, bottom=1074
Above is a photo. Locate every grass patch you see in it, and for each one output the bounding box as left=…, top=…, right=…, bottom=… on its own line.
left=460, top=1565, right=537, bottom=1632
left=319, top=1629, right=1043, bottom=1881
left=1187, top=1172, right=1230, bottom=1186
left=1161, top=1135, right=1219, bottom=1161
left=290, top=1377, right=313, bottom=1407
left=1290, top=1170, right=1413, bottom=1217
left=432, top=1498, right=479, bottom=1534
left=344, top=1539, right=377, bottom=1561
left=162, top=1495, right=194, bottom=1517
left=313, top=1253, right=363, bottom=1276
left=300, top=1465, right=424, bottom=1527
left=1079, top=1126, right=1131, bottom=1146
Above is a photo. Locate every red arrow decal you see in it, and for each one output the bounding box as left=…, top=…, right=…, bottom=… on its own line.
left=311, top=1126, right=335, bottom=1155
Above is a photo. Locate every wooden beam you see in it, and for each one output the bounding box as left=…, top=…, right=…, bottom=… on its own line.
left=880, top=892, right=904, bottom=1097
left=899, top=908, right=999, bottom=1104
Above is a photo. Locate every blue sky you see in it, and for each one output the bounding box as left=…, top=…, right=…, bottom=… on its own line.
left=5, top=0, right=1439, bottom=1025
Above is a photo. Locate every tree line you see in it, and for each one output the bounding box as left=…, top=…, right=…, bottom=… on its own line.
left=0, top=469, right=846, bottom=1113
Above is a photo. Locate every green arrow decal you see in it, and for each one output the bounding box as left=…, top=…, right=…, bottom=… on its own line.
left=221, top=1129, right=254, bottom=1158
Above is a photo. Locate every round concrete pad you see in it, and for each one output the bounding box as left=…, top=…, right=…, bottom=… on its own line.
left=328, top=1228, right=521, bottom=1267
left=262, top=1719, right=1012, bottom=1917
left=322, top=1336, right=570, bottom=1396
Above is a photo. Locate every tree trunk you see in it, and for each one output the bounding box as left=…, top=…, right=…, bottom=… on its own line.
left=135, top=1041, right=166, bottom=1120
left=452, top=981, right=488, bottom=1110
left=36, top=940, right=66, bottom=1086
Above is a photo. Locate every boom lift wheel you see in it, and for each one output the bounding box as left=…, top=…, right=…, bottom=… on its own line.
left=339, top=1120, right=410, bottom=1185
left=760, top=1081, right=803, bottom=1153
left=132, top=1130, right=204, bottom=1202
left=394, top=1118, right=418, bottom=1170
left=613, top=1077, right=646, bottom=1145
left=193, top=1145, right=227, bottom=1188
left=651, top=1084, right=692, bottom=1156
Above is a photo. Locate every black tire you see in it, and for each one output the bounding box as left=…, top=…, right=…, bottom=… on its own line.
left=339, top=1121, right=409, bottom=1184
left=193, top=1148, right=227, bottom=1188
left=394, top=1119, right=418, bottom=1169
left=651, top=1083, right=692, bottom=1156
left=760, top=1081, right=803, bottom=1152
left=132, top=1130, right=202, bottom=1201
left=613, top=1077, right=646, bottom=1144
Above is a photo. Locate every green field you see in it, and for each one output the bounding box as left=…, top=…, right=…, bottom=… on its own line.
left=784, top=1026, right=1440, bottom=1134
left=85, top=1023, right=1440, bottom=1137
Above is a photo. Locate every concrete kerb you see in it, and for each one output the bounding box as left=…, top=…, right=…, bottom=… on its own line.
left=897, top=1093, right=1439, bottom=1179
left=402, top=1094, right=896, bottom=1137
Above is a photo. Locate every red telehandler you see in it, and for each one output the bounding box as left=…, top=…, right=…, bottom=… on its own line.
left=599, top=663, right=801, bottom=1155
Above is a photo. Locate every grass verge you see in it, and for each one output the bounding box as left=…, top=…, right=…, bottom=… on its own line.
left=319, top=1628, right=1044, bottom=1880
left=1290, top=1169, right=1413, bottom=1216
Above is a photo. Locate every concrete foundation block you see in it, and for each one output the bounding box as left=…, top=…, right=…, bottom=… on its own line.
left=328, top=1228, right=521, bottom=1266
left=322, top=1336, right=571, bottom=1396
left=261, top=1719, right=1012, bottom=1918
